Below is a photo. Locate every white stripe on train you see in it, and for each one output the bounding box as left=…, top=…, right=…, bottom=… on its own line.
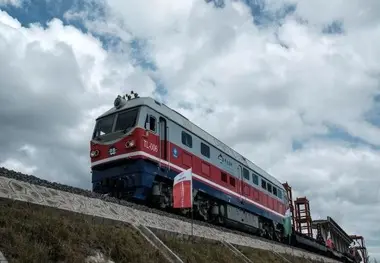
left=91, top=151, right=286, bottom=218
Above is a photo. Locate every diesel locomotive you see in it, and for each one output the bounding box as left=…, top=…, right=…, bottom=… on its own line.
left=89, top=91, right=358, bottom=262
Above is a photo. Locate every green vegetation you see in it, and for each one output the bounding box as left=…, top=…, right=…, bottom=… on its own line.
left=0, top=198, right=165, bottom=263
left=153, top=230, right=241, bottom=263
left=153, top=229, right=327, bottom=263
left=0, top=197, right=329, bottom=263
left=236, top=245, right=327, bottom=263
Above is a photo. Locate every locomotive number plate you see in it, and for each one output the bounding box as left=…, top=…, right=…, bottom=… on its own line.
left=143, top=140, right=158, bottom=152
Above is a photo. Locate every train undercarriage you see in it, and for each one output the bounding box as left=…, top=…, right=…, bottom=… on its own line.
left=149, top=176, right=284, bottom=242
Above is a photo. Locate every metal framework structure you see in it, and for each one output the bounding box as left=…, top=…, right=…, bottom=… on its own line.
left=294, top=197, right=312, bottom=237
left=281, top=183, right=369, bottom=261
left=312, top=217, right=353, bottom=254
left=282, top=182, right=295, bottom=229
left=349, top=235, right=368, bottom=263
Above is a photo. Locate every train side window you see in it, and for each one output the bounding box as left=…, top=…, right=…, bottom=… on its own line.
left=145, top=115, right=157, bottom=132
left=278, top=189, right=283, bottom=200
left=267, top=183, right=272, bottom=193
left=221, top=172, right=227, bottom=183
left=201, top=142, right=210, bottom=158
left=273, top=186, right=277, bottom=196
left=252, top=173, right=259, bottom=185
left=243, top=168, right=249, bottom=180
left=181, top=131, right=192, bottom=148
left=229, top=176, right=236, bottom=187
left=261, top=179, right=267, bottom=190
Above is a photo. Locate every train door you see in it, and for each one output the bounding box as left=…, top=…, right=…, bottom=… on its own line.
left=144, top=114, right=159, bottom=156
left=159, top=117, right=168, bottom=161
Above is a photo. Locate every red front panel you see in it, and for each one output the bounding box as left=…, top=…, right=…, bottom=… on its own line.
left=90, top=133, right=138, bottom=163
left=90, top=128, right=160, bottom=166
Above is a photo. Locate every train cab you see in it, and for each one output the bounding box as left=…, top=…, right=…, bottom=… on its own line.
left=90, top=92, right=164, bottom=200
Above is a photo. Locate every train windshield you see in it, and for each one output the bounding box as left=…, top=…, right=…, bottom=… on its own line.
left=114, top=108, right=139, bottom=133
left=93, top=108, right=139, bottom=140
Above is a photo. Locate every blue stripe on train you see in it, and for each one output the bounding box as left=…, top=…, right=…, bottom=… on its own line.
left=91, top=158, right=284, bottom=224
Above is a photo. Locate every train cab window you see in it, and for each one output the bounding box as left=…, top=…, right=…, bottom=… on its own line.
left=261, top=180, right=267, bottom=190
left=145, top=115, right=157, bottom=132
left=243, top=168, right=249, bottom=180
left=267, top=183, right=272, bottom=193
left=201, top=142, right=210, bottom=158
left=252, top=173, right=259, bottom=185
left=273, top=187, right=277, bottom=197
left=229, top=176, right=236, bottom=187
left=181, top=131, right=193, bottom=148
left=221, top=172, right=227, bottom=183
left=149, top=116, right=156, bottom=131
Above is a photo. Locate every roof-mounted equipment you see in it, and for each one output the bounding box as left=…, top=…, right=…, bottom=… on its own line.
left=114, top=95, right=127, bottom=109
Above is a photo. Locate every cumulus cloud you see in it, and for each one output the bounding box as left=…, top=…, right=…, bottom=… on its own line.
left=1, top=0, right=380, bottom=261
left=0, top=10, right=156, bottom=186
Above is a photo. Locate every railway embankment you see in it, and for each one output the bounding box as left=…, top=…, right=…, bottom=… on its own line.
left=0, top=168, right=338, bottom=263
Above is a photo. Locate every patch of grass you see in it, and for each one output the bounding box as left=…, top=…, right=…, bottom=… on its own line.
left=153, top=231, right=241, bottom=263
left=0, top=198, right=166, bottom=263
left=236, top=245, right=287, bottom=263
left=280, top=253, right=326, bottom=263
left=237, top=245, right=326, bottom=263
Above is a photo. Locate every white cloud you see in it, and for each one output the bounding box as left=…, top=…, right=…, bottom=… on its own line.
left=0, top=9, right=156, bottom=186
left=0, top=159, right=37, bottom=174
left=288, top=0, right=380, bottom=30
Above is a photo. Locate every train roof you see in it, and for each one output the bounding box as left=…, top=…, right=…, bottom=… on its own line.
left=96, top=96, right=284, bottom=189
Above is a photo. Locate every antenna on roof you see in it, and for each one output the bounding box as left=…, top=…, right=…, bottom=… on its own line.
left=123, top=90, right=140, bottom=100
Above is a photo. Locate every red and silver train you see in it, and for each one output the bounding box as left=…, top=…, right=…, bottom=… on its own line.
left=89, top=91, right=359, bottom=262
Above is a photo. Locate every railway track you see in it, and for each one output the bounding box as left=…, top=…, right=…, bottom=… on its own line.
left=0, top=167, right=341, bottom=262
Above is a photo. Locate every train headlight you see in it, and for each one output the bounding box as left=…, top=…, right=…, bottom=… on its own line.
left=90, top=150, right=99, bottom=158
left=125, top=140, right=135, bottom=148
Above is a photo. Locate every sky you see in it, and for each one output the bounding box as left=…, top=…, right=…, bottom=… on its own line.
left=0, top=0, right=379, bottom=261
